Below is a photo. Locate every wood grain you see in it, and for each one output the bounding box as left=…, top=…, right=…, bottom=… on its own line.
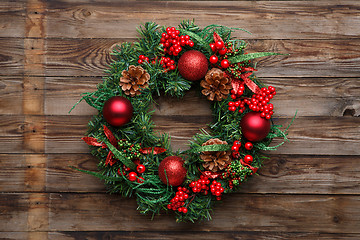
left=45, top=1, right=360, bottom=39
left=0, top=38, right=24, bottom=76
left=0, top=1, right=26, bottom=38
left=44, top=38, right=360, bottom=77
left=47, top=193, right=360, bottom=233
left=45, top=77, right=360, bottom=117
left=43, top=115, right=360, bottom=155
left=44, top=154, right=360, bottom=194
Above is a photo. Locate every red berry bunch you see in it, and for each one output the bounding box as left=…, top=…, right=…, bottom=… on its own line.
left=228, top=86, right=276, bottom=119
left=160, top=27, right=194, bottom=56
left=231, top=140, right=241, bottom=158
left=189, top=175, right=211, bottom=195
left=167, top=186, right=190, bottom=213
left=209, top=40, right=230, bottom=69
left=160, top=56, right=176, bottom=71
left=118, top=163, right=146, bottom=183
left=210, top=180, right=225, bottom=200
left=137, top=55, right=149, bottom=64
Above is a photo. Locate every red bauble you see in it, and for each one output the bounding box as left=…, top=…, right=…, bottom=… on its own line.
left=240, top=111, right=271, bottom=142
left=158, top=156, right=187, bottom=186
left=103, top=96, right=133, bottom=127
left=178, top=50, right=208, bottom=81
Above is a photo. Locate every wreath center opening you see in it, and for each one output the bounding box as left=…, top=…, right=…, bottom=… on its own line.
left=152, top=88, right=212, bottom=152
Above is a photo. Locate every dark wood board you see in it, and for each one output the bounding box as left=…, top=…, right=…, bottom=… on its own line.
left=1, top=0, right=360, bottom=238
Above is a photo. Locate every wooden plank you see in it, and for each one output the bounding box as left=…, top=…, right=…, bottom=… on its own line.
left=44, top=38, right=360, bottom=78
left=45, top=1, right=360, bottom=39
left=47, top=231, right=360, bottom=240
left=0, top=115, right=45, bottom=154
left=0, top=154, right=46, bottom=192
left=44, top=154, right=360, bottom=195
left=48, top=193, right=360, bottom=233
left=0, top=38, right=24, bottom=76
left=0, top=193, right=48, bottom=232
left=0, top=1, right=26, bottom=37
left=46, top=76, right=360, bottom=117
left=44, top=115, right=360, bottom=155
left=0, top=77, right=23, bottom=114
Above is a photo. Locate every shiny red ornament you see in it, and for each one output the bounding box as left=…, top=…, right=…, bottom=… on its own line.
left=158, top=156, right=187, bottom=186
left=240, top=111, right=271, bottom=142
left=128, top=172, right=137, bottom=181
left=102, top=96, right=133, bottom=127
left=178, top=50, right=208, bottom=81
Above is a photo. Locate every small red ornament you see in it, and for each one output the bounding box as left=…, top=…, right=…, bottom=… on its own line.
left=209, top=55, right=218, bottom=64
left=128, top=172, right=137, bottom=181
left=240, top=111, right=271, bottom=142
left=178, top=50, right=208, bottom=81
left=158, top=156, right=187, bottom=186
left=103, top=96, right=133, bottom=127
left=136, top=164, right=146, bottom=174
left=244, top=155, right=253, bottom=164
left=245, top=142, right=253, bottom=150
left=220, top=59, right=230, bottom=69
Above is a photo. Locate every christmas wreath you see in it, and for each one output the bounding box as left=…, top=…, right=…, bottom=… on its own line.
left=71, top=20, right=292, bottom=222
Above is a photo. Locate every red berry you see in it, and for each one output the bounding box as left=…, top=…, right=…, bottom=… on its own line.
left=137, top=177, right=144, bottom=183
left=244, top=155, right=253, bottom=164
left=219, top=48, right=227, bottom=55
left=188, top=41, right=194, bottom=47
left=231, top=145, right=239, bottom=152
left=136, top=164, right=146, bottom=174
left=221, top=59, right=230, bottom=68
left=182, top=207, right=188, bottom=213
left=139, top=55, right=145, bottom=60
left=245, top=142, right=253, bottom=150
left=209, top=43, right=216, bottom=52
left=234, top=140, right=241, bottom=146
left=215, top=41, right=224, bottom=50
left=209, top=55, right=218, bottom=64
left=128, top=172, right=137, bottom=181
left=137, top=59, right=143, bottom=64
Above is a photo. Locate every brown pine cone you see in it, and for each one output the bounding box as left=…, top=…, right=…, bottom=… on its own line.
left=200, top=138, right=231, bottom=172
left=120, top=65, right=150, bottom=96
left=200, top=68, right=232, bottom=101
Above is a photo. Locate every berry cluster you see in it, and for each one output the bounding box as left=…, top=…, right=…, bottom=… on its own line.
left=160, top=27, right=194, bottom=56
left=167, top=187, right=190, bottom=213
left=159, top=56, right=176, bottom=71
left=189, top=175, right=211, bottom=194
left=208, top=40, right=230, bottom=69
left=118, top=163, right=146, bottom=183
left=137, top=55, right=176, bottom=72
left=231, top=140, right=241, bottom=158
left=228, top=86, right=276, bottom=119
left=210, top=180, right=225, bottom=200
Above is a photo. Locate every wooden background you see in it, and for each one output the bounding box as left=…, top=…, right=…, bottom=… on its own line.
left=1, top=0, right=360, bottom=239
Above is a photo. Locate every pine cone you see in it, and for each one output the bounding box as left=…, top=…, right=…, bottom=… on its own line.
left=200, top=68, right=232, bottom=101
left=200, top=138, right=231, bottom=172
left=120, top=65, right=150, bottom=96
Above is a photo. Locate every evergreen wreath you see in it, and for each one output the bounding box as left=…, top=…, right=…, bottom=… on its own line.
left=70, top=20, right=292, bottom=222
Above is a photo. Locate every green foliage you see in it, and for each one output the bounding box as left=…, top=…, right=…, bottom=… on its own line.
left=71, top=20, right=290, bottom=222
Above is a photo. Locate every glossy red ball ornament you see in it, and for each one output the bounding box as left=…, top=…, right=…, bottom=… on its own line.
left=102, top=96, right=133, bottom=127
left=240, top=111, right=271, bottom=142
left=178, top=50, right=208, bottom=81
left=158, top=156, right=187, bottom=186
